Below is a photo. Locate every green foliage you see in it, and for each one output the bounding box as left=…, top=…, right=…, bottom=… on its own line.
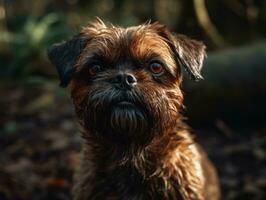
left=2, top=121, right=18, bottom=134
left=0, top=13, right=70, bottom=83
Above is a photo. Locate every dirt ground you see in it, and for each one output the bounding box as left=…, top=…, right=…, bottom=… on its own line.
left=0, top=83, right=265, bottom=200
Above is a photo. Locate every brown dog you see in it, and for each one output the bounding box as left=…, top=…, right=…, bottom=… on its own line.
left=48, top=19, right=220, bottom=200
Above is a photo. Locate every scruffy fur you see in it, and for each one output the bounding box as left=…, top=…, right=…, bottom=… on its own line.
left=48, top=19, right=220, bottom=200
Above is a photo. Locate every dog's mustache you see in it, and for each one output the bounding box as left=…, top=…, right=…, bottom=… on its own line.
left=87, top=86, right=144, bottom=109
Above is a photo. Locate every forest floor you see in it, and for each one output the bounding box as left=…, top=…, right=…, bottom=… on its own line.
left=0, top=83, right=265, bottom=200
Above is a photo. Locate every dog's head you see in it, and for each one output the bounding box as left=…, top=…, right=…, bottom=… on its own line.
left=48, top=20, right=205, bottom=146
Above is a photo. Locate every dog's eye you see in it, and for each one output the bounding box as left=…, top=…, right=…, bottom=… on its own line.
left=88, top=65, right=102, bottom=76
left=149, top=62, right=164, bottom=75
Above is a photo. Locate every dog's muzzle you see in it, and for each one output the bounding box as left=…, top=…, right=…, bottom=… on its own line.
left=84, top=85, right=152, bottom=144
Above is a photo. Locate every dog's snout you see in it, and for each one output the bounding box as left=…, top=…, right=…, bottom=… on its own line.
left=112, top=73, right=137, bottom=89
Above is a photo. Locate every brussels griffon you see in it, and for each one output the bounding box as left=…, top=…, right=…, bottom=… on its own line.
left=48, top=19, right=220, bottom=200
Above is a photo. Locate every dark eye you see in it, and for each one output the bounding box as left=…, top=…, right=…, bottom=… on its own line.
left=149, top=62, right=164, bottom=75
left=88, top=64, right=102, bottom=76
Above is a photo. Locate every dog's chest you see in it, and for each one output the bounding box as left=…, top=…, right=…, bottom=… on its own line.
left=83, top=165, right=188, bottom=200
left=73, top=144, right=206, bottom=200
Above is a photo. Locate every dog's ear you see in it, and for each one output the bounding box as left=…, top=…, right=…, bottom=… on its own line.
left=47, top=35, right=87, bottom=87
left=151, top=23, right=206, bottom=80
left=169, top=34, right=206, bottom=80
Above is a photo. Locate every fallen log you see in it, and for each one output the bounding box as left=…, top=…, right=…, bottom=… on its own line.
left=184, top=42, right=266, bottom=130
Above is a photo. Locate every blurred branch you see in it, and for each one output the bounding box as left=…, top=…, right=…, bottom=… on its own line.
left=245, top=0, right=258, bottom=25
left=224, top=0, right=258, bottom=25
left=224, top=0, right=246, bottom=17
left=154, top=0, right=182, bottom=29
left=0, top=1, right=8, bottom=53
left=193, top=0, right=226, bottom=47
left=0, top=1, right=6, bottom=27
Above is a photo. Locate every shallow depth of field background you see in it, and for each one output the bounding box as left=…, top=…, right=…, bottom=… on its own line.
left=0, top=0, right=266, bottom=199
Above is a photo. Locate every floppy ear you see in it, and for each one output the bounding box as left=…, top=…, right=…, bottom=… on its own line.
left=153, top=23, right=206, bottom=80
left=47, top=35, right=87, bottom=87
left=171, top=34, right=206, bottom=80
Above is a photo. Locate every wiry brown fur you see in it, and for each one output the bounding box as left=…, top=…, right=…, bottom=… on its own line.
left=48, top=19, right=220, bottom=200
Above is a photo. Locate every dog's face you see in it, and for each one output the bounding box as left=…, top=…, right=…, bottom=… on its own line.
left=48, top=20, right=205, bottom=146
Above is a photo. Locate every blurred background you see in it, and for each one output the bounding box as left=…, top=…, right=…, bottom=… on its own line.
left=0, top=0, right=265, bottom=199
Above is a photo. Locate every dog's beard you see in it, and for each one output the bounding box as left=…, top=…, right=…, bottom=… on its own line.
left=109, top=103, right=149, bottom=136
left=82, top=83, right=175, bottom=146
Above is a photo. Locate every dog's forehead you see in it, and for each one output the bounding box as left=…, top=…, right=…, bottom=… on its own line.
left=79, top=24, right=175, bottom=67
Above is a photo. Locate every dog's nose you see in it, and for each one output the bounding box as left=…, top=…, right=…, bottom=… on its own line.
left=112, top=73, right=137, bottom=89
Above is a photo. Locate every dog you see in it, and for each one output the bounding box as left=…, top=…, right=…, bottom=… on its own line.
left=48, top=19, right=220, bottom=200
